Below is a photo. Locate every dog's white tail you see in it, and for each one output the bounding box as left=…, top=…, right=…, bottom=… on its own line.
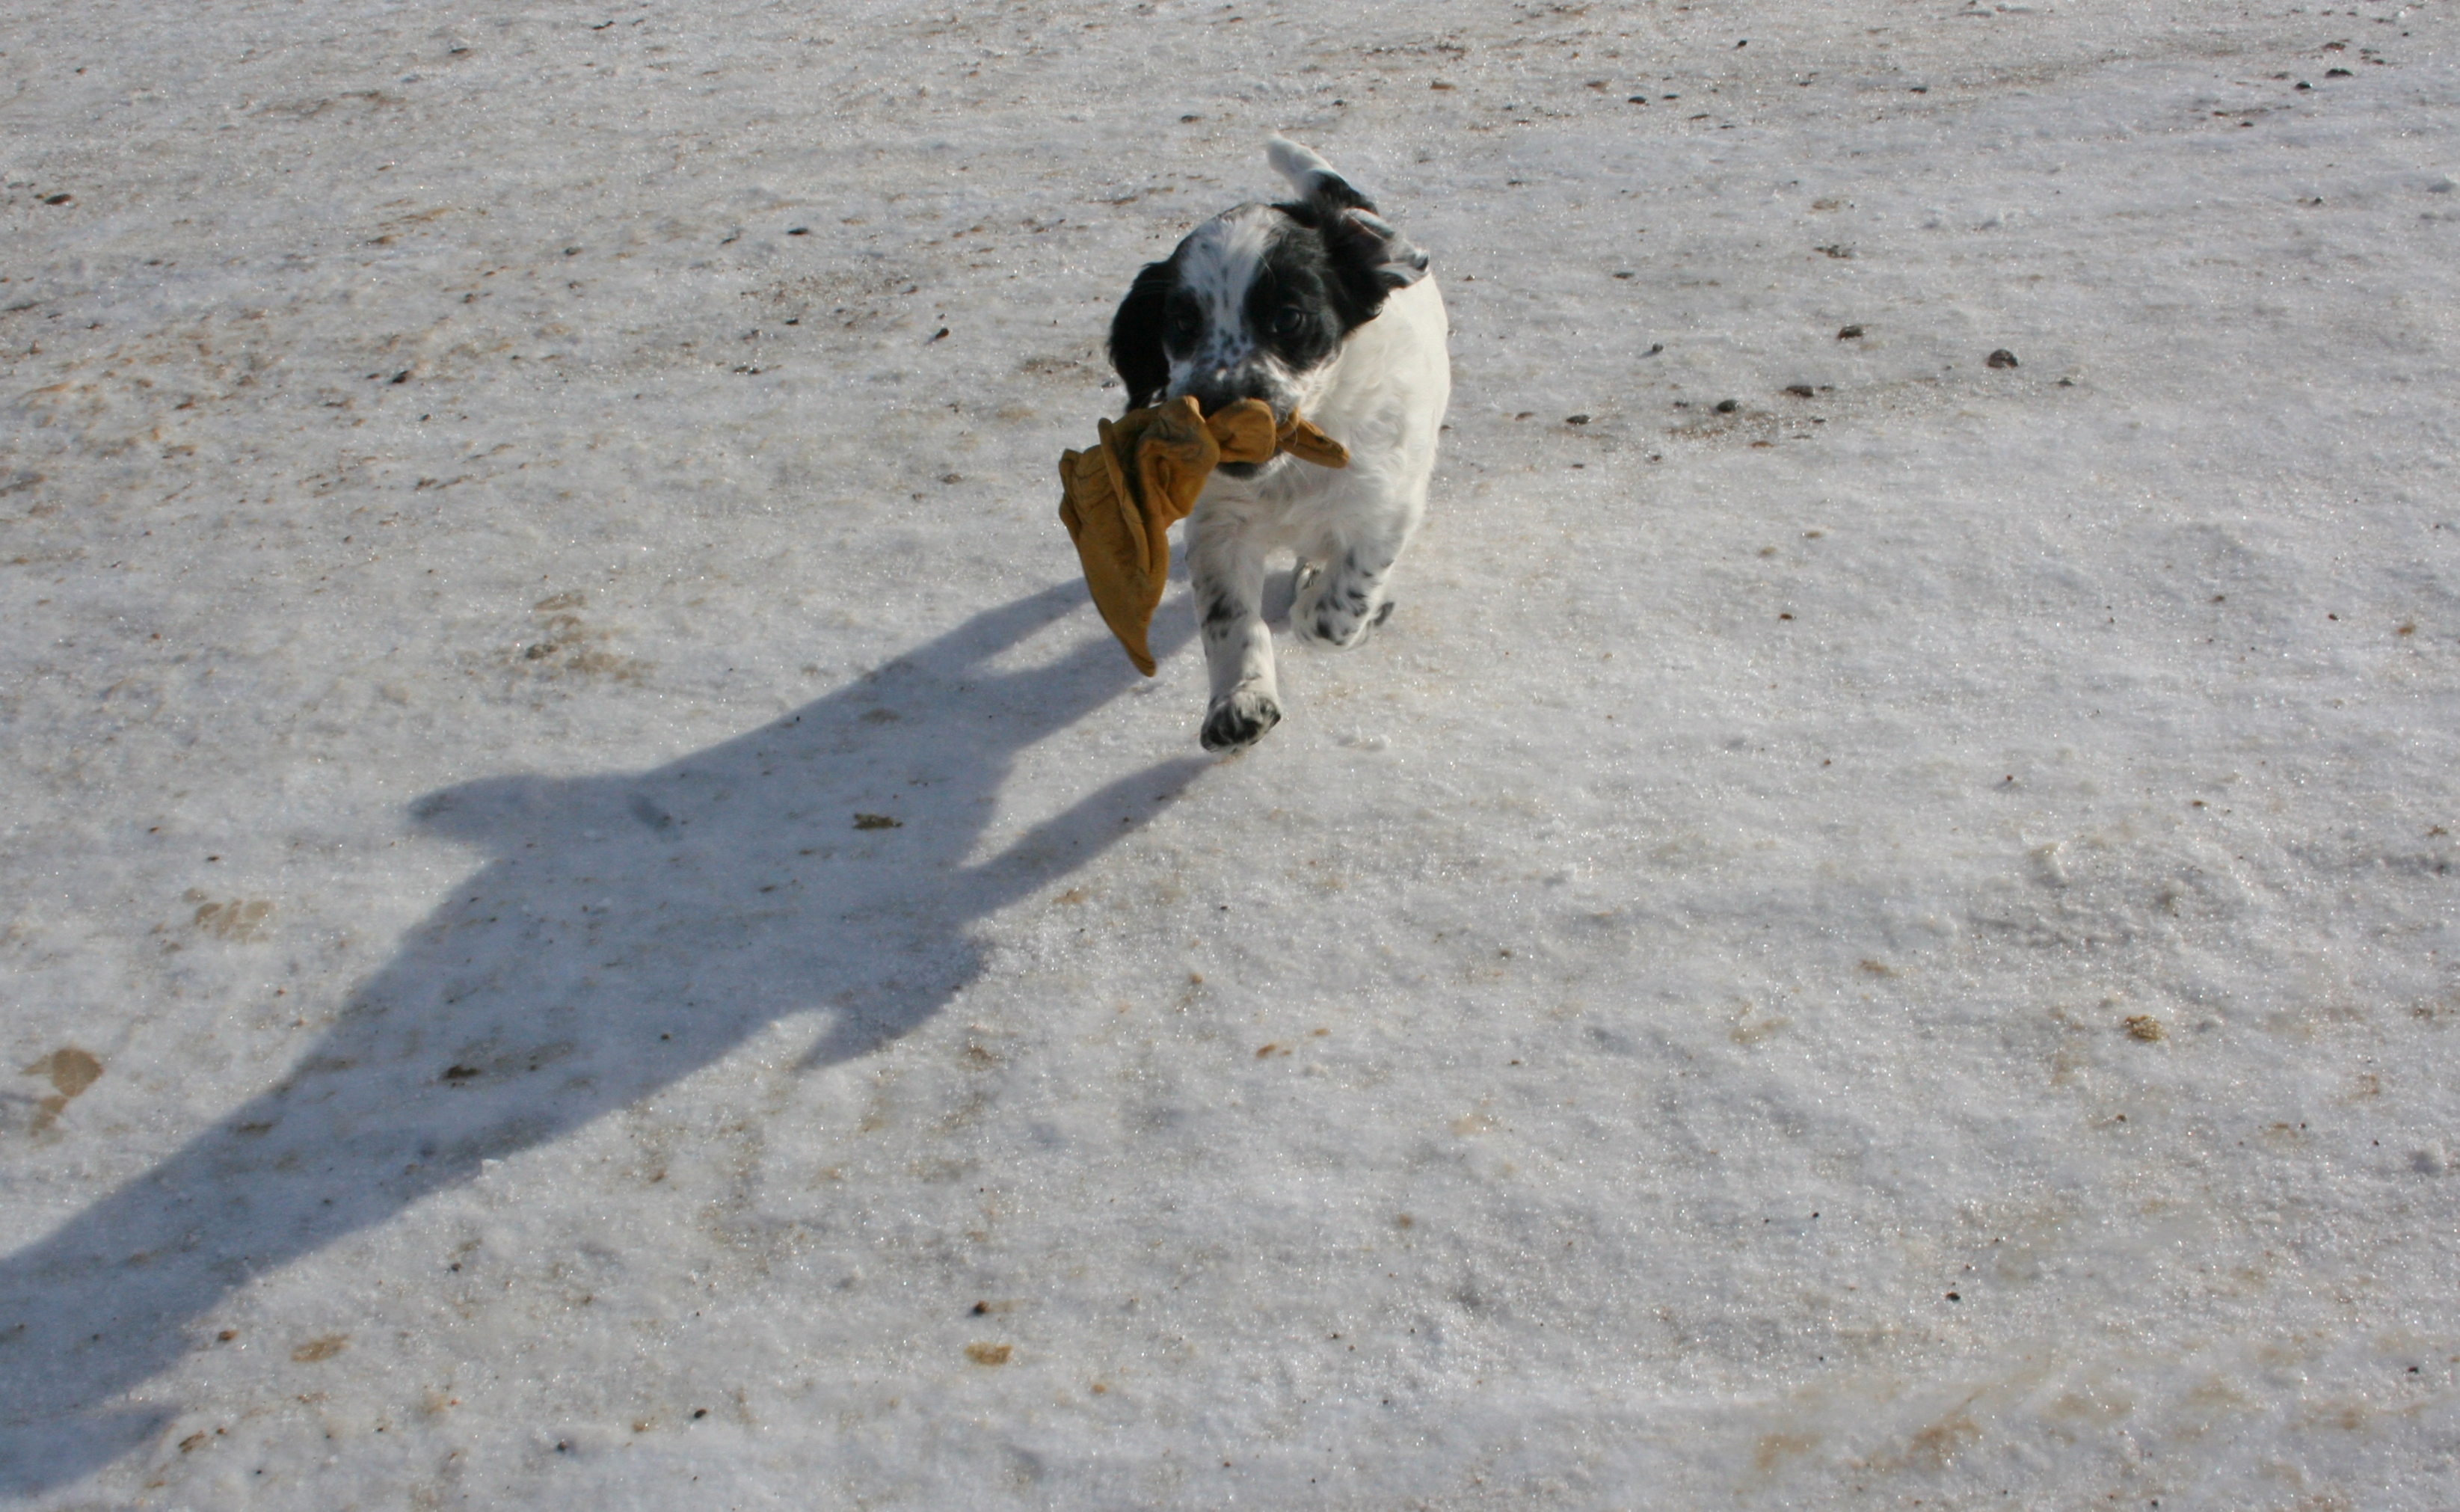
left=1267, top=137, right=1372, bottom=210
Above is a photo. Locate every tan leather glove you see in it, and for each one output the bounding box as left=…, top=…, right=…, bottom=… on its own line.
left=1059, top=396, right=1348, bottom=675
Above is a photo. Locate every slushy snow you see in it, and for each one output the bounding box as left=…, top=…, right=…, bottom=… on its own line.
left=3, top=1, right=2457, bottom=1506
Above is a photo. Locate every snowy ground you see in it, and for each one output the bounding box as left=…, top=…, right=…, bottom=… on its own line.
left=4, top=0, right=2459, bottom=1505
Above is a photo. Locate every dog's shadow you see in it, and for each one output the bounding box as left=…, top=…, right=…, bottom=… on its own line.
left=0, top=584, right=1202, bottom=1490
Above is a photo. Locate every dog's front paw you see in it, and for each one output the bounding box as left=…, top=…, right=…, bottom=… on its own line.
left=1201, top=689, right=1282, bottom=753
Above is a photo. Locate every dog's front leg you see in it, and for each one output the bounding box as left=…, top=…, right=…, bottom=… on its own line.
left=1185, top=508, right=1280, bottom=752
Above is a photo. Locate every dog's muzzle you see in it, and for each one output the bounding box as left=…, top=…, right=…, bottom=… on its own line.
left=1181, top=379, right=1290, bottom=479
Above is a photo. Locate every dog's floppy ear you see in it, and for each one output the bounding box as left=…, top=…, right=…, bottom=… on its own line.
left=1268, top=138, right=1430, bottom=325
left=1107, top=258, right=1177, bottom=413
left=1314, top=206, right=1429, bottom=328
left=1326, top=206, right=1430, bottom=293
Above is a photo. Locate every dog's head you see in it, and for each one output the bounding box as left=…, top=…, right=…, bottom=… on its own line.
left=1107, top=139, right=1428, bottom=443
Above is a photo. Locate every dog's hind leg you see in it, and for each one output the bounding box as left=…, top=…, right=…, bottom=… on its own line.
left=1187, top=514, right=1281, bottom=752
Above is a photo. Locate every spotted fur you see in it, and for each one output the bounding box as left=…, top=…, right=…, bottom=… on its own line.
left=1107, top=138, right=1451, bottom=752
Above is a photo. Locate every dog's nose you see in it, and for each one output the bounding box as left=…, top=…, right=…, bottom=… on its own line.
left=1187, top=374, right=1271, bottom=420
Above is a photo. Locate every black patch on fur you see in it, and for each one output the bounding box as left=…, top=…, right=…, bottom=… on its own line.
left=1107, top=257, right=1179, bottom=411
left=1248, top=227, right=1352, bottom=366
left=1272, top=201, right=1428, bottom=329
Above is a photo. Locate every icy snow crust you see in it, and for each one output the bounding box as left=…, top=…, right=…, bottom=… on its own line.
left=3, top=0, right=2458, bottom=1505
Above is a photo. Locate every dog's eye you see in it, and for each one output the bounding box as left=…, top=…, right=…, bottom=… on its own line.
left=1270, top=307, right=1311, bottom=339
left=1163, top=302, right=1201, bottom=347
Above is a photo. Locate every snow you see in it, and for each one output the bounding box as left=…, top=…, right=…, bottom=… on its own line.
left=4, top=0, right=2457, bottom=1505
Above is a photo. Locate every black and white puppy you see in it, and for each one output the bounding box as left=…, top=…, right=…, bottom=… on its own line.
left=1107, top=138, right=1451, bottom=752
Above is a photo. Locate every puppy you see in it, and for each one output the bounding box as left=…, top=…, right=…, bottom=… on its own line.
left=1107, top=138, right=1451, bottom=752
